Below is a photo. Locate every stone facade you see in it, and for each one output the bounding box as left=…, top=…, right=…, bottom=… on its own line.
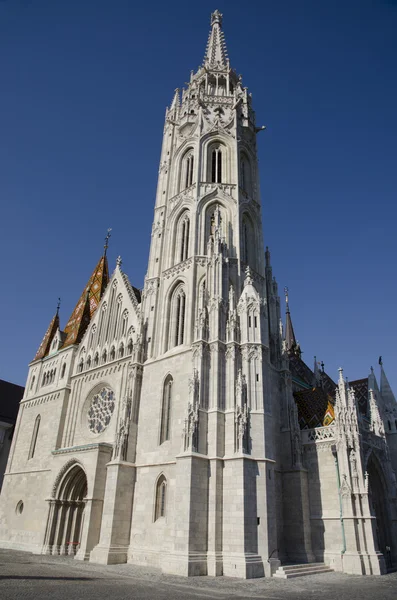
left=0, top=11, right=396, bottom=578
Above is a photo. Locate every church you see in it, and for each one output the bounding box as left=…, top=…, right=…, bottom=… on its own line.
left=0, top=11, right=396, bottom=578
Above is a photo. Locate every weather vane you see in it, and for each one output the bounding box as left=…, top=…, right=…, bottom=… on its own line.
left=56, top=297, right=61, bottom=315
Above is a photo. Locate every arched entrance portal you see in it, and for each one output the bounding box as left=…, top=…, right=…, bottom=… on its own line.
left=43, top=463, right=88, bottom=556
left=367, top=454, right=394, bottom=568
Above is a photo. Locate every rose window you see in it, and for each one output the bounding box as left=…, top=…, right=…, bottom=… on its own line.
left=87, top=387, right=115, bottom=434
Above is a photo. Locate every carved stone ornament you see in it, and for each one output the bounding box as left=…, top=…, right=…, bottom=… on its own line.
left=182, top=369, right=200, bottom=452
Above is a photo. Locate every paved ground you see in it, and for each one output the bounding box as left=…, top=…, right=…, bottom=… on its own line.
left=0, top=549, right=396, bottom=600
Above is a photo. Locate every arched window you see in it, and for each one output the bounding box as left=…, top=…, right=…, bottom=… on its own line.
left=61, top=363, right=66, bottom=379
left=210, top=145, right=223, bottom=183
left=110, top=346, right=115, bottom=361
left=241, top=214, right=255, bottom=269
left=42, top=373, right=46, bottom=386
left=154, top=475, right=167, bottom=521
left=30, top=375, right=35, bottom=391
left=102, top=349, right=107, bottom=364
left=170, top=286, right=186, bottom=348
left=78, top=360, right=83, bottom=373
left=86, top=356, right=91, bottom=370
left=113, top=296, right=122, bottom=340
left=28, top=415, right=41, bottom=460
left=160, top=376, right=173, bottom=444
left=388, top=420, right=391, bottom=431
left=176, top=212, right=190, bottom=263
left=94, top=352, right=99, bottom=366
left=240, top=153, right=252, bottom=194
left=89, top=324, right=96, bottom=350
left=118, top=343, right=124, bottom=358
left=121, top=311, right=128, bottom=337
left=127, top=339, right=133, bottom=355
left=184, top=153, right=194, bottom=189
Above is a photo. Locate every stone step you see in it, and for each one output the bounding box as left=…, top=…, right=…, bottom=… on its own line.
left=273, top=563, right=334, bottom=579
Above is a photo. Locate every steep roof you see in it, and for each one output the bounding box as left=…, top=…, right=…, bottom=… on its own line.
left=294, top=387, right=335, bottom=429
left=62, top=255, right=109, bottom=348
left=0, top=379, right=25, bottom=424
left=33, top=312, right=60, bottom=361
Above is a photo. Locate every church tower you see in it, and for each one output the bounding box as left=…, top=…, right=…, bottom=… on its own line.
left=128, top=10, right=284, bottom=578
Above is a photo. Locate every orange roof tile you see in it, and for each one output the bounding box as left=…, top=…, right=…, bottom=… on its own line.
left=62, top=255, right=109, bottom=348
left=33, top=312, right=60, bottom=361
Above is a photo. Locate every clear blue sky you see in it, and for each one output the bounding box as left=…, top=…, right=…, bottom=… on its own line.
left=1, top=0, right=396, bottom=393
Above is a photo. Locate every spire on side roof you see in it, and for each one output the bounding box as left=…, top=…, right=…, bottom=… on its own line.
left=203, top=10, right=229, bottom=69
left=62, top=248, right=109, bottom=349
left=284, top=287, right=298, bottom=354
left=33, top=302, right=60, bottom=361
left=379, top=358, right=397, bottom=409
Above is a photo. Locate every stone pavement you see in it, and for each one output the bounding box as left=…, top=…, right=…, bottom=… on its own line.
left=0, top=549, right=396, bottom=600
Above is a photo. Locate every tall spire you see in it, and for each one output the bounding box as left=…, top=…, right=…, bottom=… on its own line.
left=33, top=301, right=60, bottom=361
left=62, top=248, right=109, bottom=348
left=284, top=287, right=298, bottom=353
left=203, top=10, right=229, bottom=68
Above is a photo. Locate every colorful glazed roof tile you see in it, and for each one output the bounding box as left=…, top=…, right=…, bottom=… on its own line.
left=62, top=255, right=109, bottom=348
left=294, top=387, right=335, bottom=429
left=33, top=312, right=60, bottom=361
left=350, top=378, right=369, bottom=416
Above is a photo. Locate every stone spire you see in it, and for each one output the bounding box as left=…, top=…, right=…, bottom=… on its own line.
left=203, top=10, right=229, bottom=68
left=62, top=250, right=109, bottom=348
left=379, top=359, right=397, bottom=410
left=284, top=287, right=298, bottom=353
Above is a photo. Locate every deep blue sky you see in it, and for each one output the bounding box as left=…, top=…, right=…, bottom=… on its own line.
left=1, top=0, right=396, bottom=393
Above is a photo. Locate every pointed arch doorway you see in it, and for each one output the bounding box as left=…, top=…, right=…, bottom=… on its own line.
left=367, top=454, right=394, bottom=568
left=43, top=462, right=88, bottom=556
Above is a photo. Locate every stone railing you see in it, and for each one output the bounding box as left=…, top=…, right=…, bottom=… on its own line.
left=199, top=182, right=236, bottom=198
left=301, top=425, right=336, bottom=445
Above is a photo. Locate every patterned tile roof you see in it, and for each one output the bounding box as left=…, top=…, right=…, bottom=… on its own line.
left=349, top=378, right=369, bottom=416
left=33, top=312, right=60, bottom=361
left=62, top=255, right=109, bottom=348
left=294, top=387, right=335, bottom=429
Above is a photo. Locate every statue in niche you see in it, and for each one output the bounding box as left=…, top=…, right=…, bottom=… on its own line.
left=183, top=369, right=200, bottom=452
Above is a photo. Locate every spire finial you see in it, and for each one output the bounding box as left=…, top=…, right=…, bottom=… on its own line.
left=116, top=255, right=122, bottom=267
left=211, top=9, right=223, bottom=27
left=379, top=355, right=383, bottom=366
left=104, top=228, right=112, bottom=256
left=203, top=10, right=229, bottom=68
left=56, top=297, right=61, bottom=316
left=284, top=287, right=290, bottom=313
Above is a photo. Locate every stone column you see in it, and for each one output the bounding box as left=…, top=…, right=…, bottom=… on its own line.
left=90, top=462, right=136, bottom=565
left=41, top=499, right=58, bottom=555
left=75, top=498, right=103, bottom=561
left=207, top=457, right=223, bottom=575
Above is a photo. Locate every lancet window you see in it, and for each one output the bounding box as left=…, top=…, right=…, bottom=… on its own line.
left=211, top=146, right=223, bottom=183
left=159, top=376, right=173, bottom=444
left=240, top=153, right=252, bottom=195
left=176, top=212, right=190, bottom=263
left=169, top=285, right=186, bottom=348
left=154, top=475, right=167, bottom=521
left=28, top=415, right=41, bottom=460
left=183, top=152, right=194, bottom=189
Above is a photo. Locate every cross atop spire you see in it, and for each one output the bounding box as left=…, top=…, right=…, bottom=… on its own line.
left=203, top=10, right=229, bottom=68
left=104, top=228, right=112, bottom=257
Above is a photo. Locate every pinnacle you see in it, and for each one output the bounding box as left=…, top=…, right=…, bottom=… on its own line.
left=203, top=10, right=229, bottom=69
